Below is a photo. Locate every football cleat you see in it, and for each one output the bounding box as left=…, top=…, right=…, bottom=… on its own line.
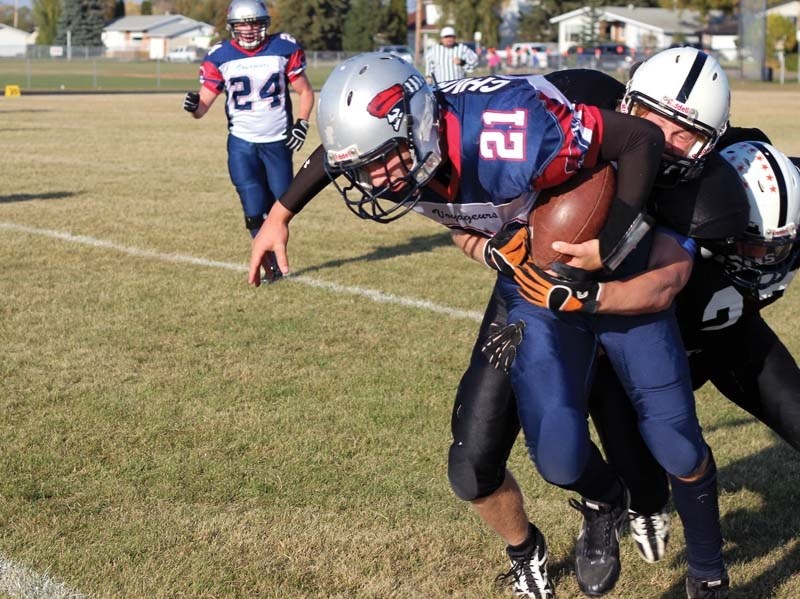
left=628, top=507, right=670, bottom=563
left=570, top=487, right=629, bottom=597
left=260, top=252, right=283, bottom=284
left=495, top=526, right=555, bottom=598
left=686, top=571, right=730, bottom=599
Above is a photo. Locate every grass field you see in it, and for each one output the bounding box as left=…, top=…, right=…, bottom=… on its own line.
left=1, top=88, right=800, bottom=599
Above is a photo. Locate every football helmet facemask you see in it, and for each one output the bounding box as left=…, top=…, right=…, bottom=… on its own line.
left=621, top=47, right=730, bottom=185
left=227, top=0, right=270, bottom=50
left=317, top=52, right=442, bottom=223
left=713, top=141, right=800, bottom=290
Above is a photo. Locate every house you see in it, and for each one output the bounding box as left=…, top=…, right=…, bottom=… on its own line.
left=102, top=15, right=215, bottom=60
left=549, top=6, right=705, bottom=55
left=0, top=23, right=36, bottom=57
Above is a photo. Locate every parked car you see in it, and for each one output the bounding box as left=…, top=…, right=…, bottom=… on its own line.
left=595, top=43, right=634, bottom=71
left=166, top=46, right=200, bottom=63
left=511, top=42, right=558, bottom=69
left=566, top=43, right=633, bottom=71
left=376, top=45, right=414, bottom=64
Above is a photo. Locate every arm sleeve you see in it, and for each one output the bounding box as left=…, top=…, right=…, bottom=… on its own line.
left=279, top=144, right=333, bottom=214
left=597, top=109, right=664, bottom=266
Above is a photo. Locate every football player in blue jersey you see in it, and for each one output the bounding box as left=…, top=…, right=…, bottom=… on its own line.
left=468, top=50, right=791, bottom=599
left=245, top=51, right=731, bottom=598
left=183, top=0, right=314, bottom=282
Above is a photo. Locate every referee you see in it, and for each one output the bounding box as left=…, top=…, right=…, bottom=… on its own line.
left=425, top=26, right=479, bottom=83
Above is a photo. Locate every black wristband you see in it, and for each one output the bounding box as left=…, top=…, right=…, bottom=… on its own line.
left=599, top=202, right=653, bottom=271
left=280, top=144, right=331, bottom=214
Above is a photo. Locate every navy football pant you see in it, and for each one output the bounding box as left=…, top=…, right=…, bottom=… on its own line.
left=497, top=274, right=706, bottom=487
left=227, top=134, right=293, bottom=237
left=590, top=311, right=800, bottom=514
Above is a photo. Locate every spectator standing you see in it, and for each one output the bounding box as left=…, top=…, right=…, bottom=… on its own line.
left=182, top=0, right=314, bottom=282
left=487, top=47, right=501, bottom=75
left=425, top=26, right=478, bottom=82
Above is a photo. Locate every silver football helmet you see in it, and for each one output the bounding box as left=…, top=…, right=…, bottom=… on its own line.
left=621, top=47, right=730, bottom=183
left=716, top=141, right=800, bottom=290
left=226, top=0, right=270, bottom=50
left=317, top=52, right=442, bottom=222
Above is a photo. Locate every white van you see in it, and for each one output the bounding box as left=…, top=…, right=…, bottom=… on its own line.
left=511, top=42, right=558, bottom=69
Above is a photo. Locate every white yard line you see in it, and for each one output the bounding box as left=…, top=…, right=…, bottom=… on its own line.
left=0, top=222, right=483, bottom=323
left=0, top=556, right=88, bottom=599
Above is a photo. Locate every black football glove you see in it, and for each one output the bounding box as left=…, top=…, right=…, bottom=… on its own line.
left=514, top=262, right=602, bottom=313
left=481, top=320, right=525, bottom=373
left=483, top=226, right=530, bottom=276
left=286, top=118, right=310, bottom=151
left=183, top=91, right=200, bottom=113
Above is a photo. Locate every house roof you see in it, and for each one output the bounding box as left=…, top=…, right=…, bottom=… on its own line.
left=104, top=15, right=212, bottom=37
left=0, top=23, right=31, bottom=36
left=550, top=6, right=703, bottom=34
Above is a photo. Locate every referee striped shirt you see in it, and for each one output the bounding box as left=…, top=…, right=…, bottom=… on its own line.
left=425, top=42, right=479, bottom=82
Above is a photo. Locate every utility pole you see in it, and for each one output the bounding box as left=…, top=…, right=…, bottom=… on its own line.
left=414, top=0, right=422, bottom=68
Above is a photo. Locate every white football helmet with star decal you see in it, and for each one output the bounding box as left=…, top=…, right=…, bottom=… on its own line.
left=717, top=141, right=800, bottom=290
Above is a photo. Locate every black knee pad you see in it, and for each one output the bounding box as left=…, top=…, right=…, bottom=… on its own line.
left=447, top=443, right=506, bottom=501
left=244, top=213, right=265, bottom=231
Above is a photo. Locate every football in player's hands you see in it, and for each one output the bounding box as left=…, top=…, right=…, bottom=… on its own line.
left=528, top=162, right=616, bottom=269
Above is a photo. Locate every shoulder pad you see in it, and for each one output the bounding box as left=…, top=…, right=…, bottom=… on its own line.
left=544, top=69, right=624, bottom=110
left=649, top=152, right=749, bottom=240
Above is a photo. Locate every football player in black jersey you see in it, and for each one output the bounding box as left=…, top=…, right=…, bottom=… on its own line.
left=586, top=140, right=800, bottom=577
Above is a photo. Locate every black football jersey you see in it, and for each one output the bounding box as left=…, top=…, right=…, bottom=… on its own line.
left=676, top=250, right=798, bottom=350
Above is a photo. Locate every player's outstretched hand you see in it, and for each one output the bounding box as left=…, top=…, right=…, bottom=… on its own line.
left=248, top=214, right=291, bottom=287
left=183, top=91, right=200, bottom=113
left=481, top=320, right=525, bottom=373
left=483, top=226, right=530, bottom=275
left=285, top=119, right=310, bottom=152
left=514, top=262, right=601, bottom=313
left=551, top=238, right=602, bottom=271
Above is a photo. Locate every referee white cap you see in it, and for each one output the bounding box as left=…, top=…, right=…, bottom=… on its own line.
left=440, top=26, right=456, bottom=38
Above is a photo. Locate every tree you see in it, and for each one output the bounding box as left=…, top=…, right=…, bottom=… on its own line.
left=275, top=0, right=349, bottom=50
left=382, top=0, right=408, bottom=45
left=342, top=0, right=384, bottom=50
left=0, top=5, right=35, bottom=30
left=579, top=0, right=602, bottom=45
left=766, top=14, right=797, bottom=66
left=517, top=0, right=576, bottom=43
left=114, top=0, right=126, bottom=18
left=55, top=0, right=105, bottom=46
left=438, top=0, right=502, bottom=49
left=141, top=0, right=152, bottom=15
left=33, top=0, right=61, bottom=44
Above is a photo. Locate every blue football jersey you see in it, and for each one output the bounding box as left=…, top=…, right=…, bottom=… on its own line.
left=412, top=75, right=603, bottom=236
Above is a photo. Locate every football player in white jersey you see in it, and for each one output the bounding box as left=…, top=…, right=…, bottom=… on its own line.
left=183, top=0, right=314, bottom=282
